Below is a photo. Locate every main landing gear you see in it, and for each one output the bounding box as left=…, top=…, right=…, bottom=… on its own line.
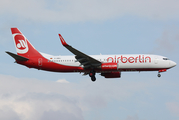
left=89, top=70, right=96, bottom=82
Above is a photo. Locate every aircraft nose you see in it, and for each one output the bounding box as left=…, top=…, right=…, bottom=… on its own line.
left=170, top=61, right=177, bottom=67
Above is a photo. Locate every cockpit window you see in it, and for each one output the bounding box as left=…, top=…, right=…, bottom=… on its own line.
left=163, top=58, right=169, bottom=60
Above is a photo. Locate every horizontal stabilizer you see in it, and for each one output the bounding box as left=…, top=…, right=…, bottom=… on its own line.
left=6, top=51, right=29, bottom=61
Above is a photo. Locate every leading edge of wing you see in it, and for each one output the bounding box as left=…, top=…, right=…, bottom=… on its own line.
left=58, top=34, right=101, bottom=68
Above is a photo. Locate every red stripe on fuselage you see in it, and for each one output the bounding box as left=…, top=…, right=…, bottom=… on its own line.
left=16, top=56, right=84, bottom=72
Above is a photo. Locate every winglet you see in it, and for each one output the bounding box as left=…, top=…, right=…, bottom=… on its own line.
left=59, top=34, right=68, bottom=46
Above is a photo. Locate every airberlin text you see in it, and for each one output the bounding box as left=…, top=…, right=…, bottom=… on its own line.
left=107, top=55, right=151, bottom=63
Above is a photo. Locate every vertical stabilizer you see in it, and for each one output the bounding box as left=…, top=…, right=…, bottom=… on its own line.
left=11, top=28, right=42, bottom=58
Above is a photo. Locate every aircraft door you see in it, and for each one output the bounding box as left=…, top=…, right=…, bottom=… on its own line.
left=38, top=58, right=43, bottom=66
left=154, top=57, right=158, bottom=64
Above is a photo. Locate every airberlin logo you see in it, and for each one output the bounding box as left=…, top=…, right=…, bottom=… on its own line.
left=14, top=33, right=28, bottom=54
left=102, top=65, right=117, bottom=67
left=107, top=55, right=151, bottom=63
left=17, top=40, right=27, bottom=49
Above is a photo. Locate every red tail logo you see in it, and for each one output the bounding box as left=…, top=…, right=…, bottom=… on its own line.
left=11, top=28, right=43, bottom=58
left=14, top=33, right=29, bottom=54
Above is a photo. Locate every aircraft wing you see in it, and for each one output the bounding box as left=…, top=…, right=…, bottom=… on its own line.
left=59, top=34, right=101, bottom=69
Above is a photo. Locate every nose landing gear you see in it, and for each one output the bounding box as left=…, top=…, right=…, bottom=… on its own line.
left=157, top=69, right=167, bottom=78
left=157, top=73, right=161, bottom=77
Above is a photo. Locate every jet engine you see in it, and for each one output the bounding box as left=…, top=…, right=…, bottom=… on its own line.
left=101, top=72, right=121, bottom=78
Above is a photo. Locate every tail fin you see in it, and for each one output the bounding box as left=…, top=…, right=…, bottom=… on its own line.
left=11, top=28, right=42, bottom=58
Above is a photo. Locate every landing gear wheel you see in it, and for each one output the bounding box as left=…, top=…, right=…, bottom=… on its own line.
left=158, top=73, right=161, bottom=77
left=91, top=76, right=96, bottom=82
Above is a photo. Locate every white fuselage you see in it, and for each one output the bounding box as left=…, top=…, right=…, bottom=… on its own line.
left=41, top=53, right=176, bottom=72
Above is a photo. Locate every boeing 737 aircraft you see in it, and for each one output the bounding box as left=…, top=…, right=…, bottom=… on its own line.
left=6, top=28, right=176, bottom=81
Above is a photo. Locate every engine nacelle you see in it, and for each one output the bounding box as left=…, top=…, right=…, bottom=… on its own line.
left=101, top=72, right=121, bottom=78
left=101, top=63, right=119, bottom=71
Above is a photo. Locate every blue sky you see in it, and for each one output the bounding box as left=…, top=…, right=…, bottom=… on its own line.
left=0, top=0, right=179, bottom=120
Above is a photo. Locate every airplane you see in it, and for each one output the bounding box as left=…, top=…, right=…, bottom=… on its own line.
left=6, top=28, right=177, bottom=81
